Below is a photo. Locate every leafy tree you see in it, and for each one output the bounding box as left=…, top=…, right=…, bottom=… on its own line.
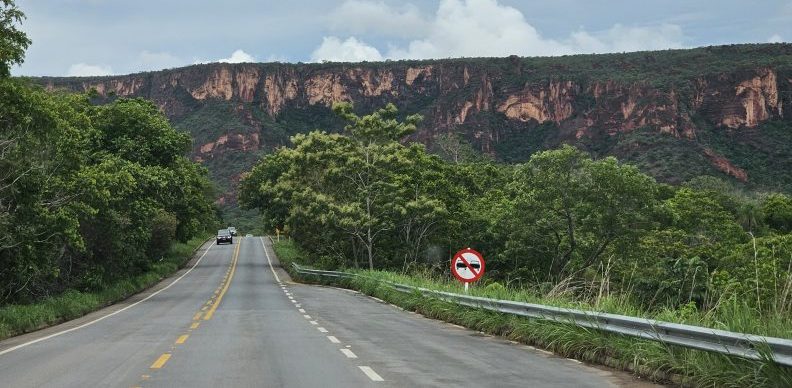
left=666, top=188, right=747, bottom=249
left=0, top=82, right=90, bottom=301
left=240, top=103, right=461, bottom=270
left=0, top=0, right=30, bottom=77
left=0, top=81, right=215, bottom=303
left=506, top=145, right=657, bottom=278
left=432, top=133, right=480, bottom=164
left=239, top=151, right=293, bottom=231
left=762, top=193, right=792, bottom=234
left=91, top=98, right=191, bottom=167
left=395, top=145, right=454, bottom=269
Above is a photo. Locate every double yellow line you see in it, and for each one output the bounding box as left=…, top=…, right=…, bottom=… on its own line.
left=144, top=237, right=242, bottom=376
left=203, top=237, right=242, bottom=320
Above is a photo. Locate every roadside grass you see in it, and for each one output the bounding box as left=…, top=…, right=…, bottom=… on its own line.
left=0, top=235, right=209, bottom=341
left=273, top=239, right=792, bottom=387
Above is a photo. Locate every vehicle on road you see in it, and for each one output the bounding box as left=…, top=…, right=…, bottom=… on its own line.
left=228, top=226, right=237, bottom=236
left=217, top=229, right=233, bottom=244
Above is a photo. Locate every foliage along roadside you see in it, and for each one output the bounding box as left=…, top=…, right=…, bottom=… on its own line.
left=0, top=235, right=209, bottom=341
left=240, top=103, right=792, bottom=320
left=273, top=239, right=792, bottom=388
left=2, top=2, right=218, bottom=307
left=0, top=78, right=218, bottom=304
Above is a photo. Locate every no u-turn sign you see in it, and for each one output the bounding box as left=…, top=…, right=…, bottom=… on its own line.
left=451, top=248, right=485, bottom=283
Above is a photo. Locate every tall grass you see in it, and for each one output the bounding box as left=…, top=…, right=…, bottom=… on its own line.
left=273, top=239, right=792, bottom=387
left=0, top=235, right=209, bottom=341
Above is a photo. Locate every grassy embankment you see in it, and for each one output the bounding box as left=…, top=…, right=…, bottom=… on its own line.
left=272, top=239, right=792, bottom=387
left=0, top=235, right=209, bottom=341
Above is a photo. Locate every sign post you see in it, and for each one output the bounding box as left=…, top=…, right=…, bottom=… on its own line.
left=450, top=248, right=485, bottom=293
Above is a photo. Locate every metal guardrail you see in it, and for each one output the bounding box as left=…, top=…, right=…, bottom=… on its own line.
left=291, top=263, right=792, bottom=367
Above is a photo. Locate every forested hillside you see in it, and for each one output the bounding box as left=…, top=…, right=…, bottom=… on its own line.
left=40, top=44, right=792, bottom=225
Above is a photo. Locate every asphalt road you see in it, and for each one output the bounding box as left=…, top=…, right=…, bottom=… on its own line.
left=0, top=237, right=658, bottom=387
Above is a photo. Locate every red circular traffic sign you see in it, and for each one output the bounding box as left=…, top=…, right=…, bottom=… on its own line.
left=451, top=248, right=485, bottom=283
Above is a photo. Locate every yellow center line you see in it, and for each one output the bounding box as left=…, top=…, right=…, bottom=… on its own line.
left=175, top=334, right=189, bottom=345
left=150, top=353, right=171, bottom=369
left=204, top=237, right=242, bottom=320
left=190, top=322, right=200, bottom=329
left=193, top=312, right=203, bottom=321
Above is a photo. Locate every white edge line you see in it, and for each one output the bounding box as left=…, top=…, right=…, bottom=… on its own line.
left=0, top=240, right=217, bottom=357
left=358, top=366, right=384, bottom=381
left=260, top=237, right=281, bottom=283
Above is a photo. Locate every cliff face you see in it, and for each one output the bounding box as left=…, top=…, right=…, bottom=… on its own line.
left=41, top=44, right=792, bottom=201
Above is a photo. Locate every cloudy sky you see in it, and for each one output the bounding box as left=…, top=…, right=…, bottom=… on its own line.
left=12, top=0, right=792, bottom=77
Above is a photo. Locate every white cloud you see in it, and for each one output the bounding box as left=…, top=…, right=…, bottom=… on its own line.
left=66, top=63, right=114, bottom=77
left=195, top=49, right=257, bottom=64
left=389, top=0, right=569, bottom=59
left=768, top=34, right=783, bottom=43
left=218, top=49, right=257, bottom=63
left=310, top=36, right=383, bottom=62
left=327, top=0, right=429, bottom=38
left=314, top=0, right=687, bottom=61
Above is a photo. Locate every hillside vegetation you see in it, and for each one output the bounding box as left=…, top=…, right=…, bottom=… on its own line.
left=39, top=43, right=792, bottom=227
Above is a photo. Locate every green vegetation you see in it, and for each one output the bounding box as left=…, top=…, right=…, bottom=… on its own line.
left=0, top=235, right=207, bottom=340
left=0, top=0, right=30, bottom=77
left=0, top=83, right=217, bottom=304
left=246, top=103, right=792, bottom=385
left=1, top=2, right=216, bottom=315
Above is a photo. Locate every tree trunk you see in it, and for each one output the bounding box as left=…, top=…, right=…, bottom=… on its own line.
left=367, top=235, right=374, bottom=270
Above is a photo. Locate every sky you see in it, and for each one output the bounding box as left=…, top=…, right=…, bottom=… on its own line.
left=11, top=0, right=792, bottom=77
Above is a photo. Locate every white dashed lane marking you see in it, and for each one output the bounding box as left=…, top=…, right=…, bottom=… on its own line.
left=359, top=366, right=384, bottom=382
left=340, top=349, right=358, bottom=359
left=261, top=236, right=384, bottom=382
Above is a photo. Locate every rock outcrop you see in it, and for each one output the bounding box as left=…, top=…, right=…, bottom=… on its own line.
left=39, top=44, right=792, bottom=202
left=498, top=81, right=576, bottom=124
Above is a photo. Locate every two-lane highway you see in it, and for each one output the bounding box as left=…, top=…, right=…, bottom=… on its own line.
left=0, top=236, right=658, bottom=387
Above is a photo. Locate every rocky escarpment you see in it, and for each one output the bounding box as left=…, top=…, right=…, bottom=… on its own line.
left=40, top=44, right=792, bottom=201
